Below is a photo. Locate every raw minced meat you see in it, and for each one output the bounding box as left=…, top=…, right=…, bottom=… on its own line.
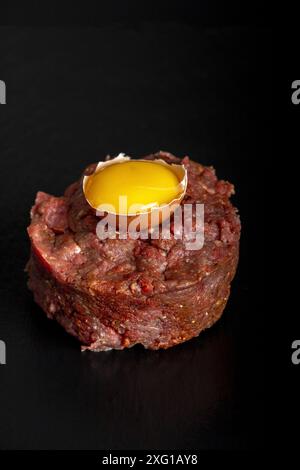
left=26, top=152, right=240, bottom=351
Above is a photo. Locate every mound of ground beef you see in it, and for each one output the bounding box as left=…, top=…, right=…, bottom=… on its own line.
left=26, top=152, right=240, bottom=351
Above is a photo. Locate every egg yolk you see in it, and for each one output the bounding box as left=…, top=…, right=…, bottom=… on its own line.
left=84, top=161, right=181, bottom=215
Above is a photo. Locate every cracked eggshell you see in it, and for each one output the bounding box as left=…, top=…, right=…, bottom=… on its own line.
left=82, top=153, right=188, bottom=230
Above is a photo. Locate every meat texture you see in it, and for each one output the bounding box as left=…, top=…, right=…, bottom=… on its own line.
left=26, top=152, right=240, bottom=351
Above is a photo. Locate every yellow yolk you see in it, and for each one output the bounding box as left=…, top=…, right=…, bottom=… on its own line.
left=84, top=161, right=181, bottom=215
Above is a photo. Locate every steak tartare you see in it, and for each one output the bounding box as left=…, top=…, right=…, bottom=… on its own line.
left=26, top=152, right=240, bottom=351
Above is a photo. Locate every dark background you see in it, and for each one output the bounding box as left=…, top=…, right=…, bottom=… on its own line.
left=0, top=2, right=269, bottom=450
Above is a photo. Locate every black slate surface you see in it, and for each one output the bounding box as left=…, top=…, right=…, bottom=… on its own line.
left=0, top=23, right=268, bottom=450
